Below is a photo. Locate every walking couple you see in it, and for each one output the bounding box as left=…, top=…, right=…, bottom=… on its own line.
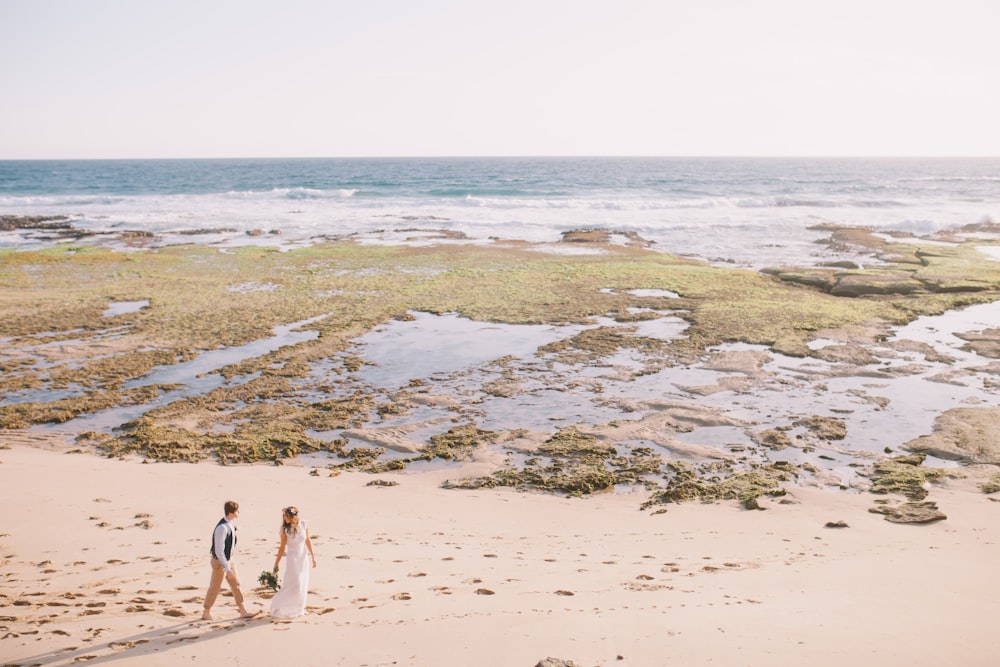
left=201, top=500, right=317, bottom=621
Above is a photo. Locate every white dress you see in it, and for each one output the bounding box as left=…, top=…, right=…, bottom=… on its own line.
left=270, top=520, right=310, bottom=618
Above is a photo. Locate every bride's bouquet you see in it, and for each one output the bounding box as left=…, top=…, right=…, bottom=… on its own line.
left=257, top=569, right=280, bottom=592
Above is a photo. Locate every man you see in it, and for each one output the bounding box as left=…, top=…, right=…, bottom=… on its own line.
left=202, top=500, right=256, bottom=620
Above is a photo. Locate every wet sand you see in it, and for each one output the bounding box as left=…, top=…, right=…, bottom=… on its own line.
left=2, top=441, right=1000, bottom=667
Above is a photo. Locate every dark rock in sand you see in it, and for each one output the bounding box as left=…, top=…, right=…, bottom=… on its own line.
left=869, top=501, right=947, bottom=524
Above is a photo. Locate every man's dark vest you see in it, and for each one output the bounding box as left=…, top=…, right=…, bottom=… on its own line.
left=209, top=518, right=235, bottom=560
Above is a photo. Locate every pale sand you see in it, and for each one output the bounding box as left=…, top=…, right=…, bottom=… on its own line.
left=2, top=441, right=999, bottom=667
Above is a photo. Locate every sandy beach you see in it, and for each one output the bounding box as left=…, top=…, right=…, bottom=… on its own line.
left=5, top=0, right=1000, bottom=660
left=3, top=438, right=999, bottom=667
left=2, top=212, right=1000, bottom=667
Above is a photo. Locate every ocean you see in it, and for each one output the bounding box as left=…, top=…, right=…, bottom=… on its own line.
left=1, top=156, right=999, bottom=267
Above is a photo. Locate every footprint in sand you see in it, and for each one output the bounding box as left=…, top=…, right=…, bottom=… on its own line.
left=475, top=588, right=495, bottom=595
left=391, top=592, right=412, bottom=601
left=166, top=636, right=199, bottom=645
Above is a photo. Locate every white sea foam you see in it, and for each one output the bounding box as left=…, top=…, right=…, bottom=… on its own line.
left=2, top=157, right=998, bottom=269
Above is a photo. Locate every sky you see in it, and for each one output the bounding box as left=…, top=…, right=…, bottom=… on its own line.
left=1, top=0, right=998, bottom=159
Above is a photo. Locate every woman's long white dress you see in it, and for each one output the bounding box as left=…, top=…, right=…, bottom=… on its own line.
left=270, top=520, right=310, bottom=618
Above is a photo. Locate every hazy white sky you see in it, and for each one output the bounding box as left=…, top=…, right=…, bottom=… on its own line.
left=2, top=0, right=998, bottom=158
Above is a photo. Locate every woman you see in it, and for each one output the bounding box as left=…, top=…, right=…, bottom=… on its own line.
left=269, top=506, right=317, bottom=619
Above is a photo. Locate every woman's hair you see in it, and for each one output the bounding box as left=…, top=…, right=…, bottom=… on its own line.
left=281, top=506, right=300, bottom=535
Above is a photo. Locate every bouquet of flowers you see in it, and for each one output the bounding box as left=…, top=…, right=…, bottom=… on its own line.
left=257, top=569, right=280, bottom=592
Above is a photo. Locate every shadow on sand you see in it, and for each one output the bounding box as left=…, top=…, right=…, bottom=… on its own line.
left=4, top=613, right=270, bottom=667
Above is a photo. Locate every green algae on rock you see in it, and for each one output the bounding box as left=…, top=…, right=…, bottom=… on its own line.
left=90, top=417, right=331, bottom=464
left=2, top=231, right=1000, bottom=509
left=978, top=473, right=1000, bottom=495
left=640, top=461, right=795, bottom=510
left=444, top=428, right=621, bottom=496
left=866, top=454, right=963, bottom=501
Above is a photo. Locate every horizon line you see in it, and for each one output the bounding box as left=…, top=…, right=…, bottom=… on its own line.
left=2, top=154, right=999, bottom=162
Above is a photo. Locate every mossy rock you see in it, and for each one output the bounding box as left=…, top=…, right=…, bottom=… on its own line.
left=793, top=416, right=848, bottom=441
left=752, top=428, right=793, bottom=451
left=442, top=428, right=641, bottom=497
left=641, top=461, right=793, bottom=508
left=978, top=473, right=1000, bottom=494
left=423, top=424, right=498, bottom=461
left=867, top=453, right=962, bottom=501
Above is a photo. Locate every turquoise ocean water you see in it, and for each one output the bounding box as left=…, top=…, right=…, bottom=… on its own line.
left=1, top=157, right=998, bottom=267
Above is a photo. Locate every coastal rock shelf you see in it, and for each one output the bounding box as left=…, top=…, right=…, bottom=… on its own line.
left=2, top=220, right=1000, bottom=516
